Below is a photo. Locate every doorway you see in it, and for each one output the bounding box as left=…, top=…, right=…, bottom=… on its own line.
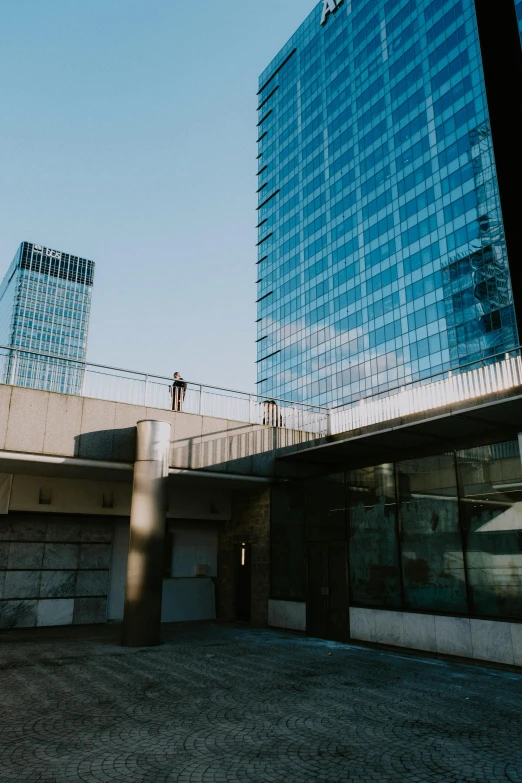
left=236, top=542, right=251, bottom=622
left=306, top=541, right=350, bottom=641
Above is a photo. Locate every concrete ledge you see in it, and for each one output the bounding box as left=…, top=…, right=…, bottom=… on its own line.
left=349, top=607, right=521, bottom=667
left=268, top=599, right=306, bottom=632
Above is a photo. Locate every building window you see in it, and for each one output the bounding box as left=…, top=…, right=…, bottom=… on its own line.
left=457, top=441, right=522, bottom=619
left=347, top=465, right=401, bottom=609
left=396, top=454, right=468, bottom=613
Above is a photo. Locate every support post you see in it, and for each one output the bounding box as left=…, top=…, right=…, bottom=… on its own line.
left=122, top=419, right=171, bottom=647
left=8, top=350, right=18, bottom=386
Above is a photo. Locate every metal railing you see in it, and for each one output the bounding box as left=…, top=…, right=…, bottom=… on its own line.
left=0, top=344, right=521, bottom=441
left=329, top=349, right=522, bottom=436
left=0, top=345, right=329, bottom=436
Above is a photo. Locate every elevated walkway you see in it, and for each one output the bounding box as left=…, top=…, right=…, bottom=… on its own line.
left=0, top=383, right=317, bottom=484
left=281, top=384, right=522, bottom=469
left=1, top=347, right=522, bottom=476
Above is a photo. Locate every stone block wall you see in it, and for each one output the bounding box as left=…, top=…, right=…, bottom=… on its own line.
left=0, top=513, right=118, bottom=628
left=217, top=487, right=270, bottom=626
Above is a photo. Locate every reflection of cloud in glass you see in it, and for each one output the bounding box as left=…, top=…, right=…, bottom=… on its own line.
left=260, top=312, right=416, bottom=404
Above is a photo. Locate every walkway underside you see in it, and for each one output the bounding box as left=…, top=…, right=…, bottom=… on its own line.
left=282, top=388, right=522, bottom=469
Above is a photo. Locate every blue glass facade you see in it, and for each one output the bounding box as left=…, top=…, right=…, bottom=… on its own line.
left=0, top=242, right=95, bottom=393
left=256, top=0, right=519, bottom=407
left=516, top=0, right=522, bottom=45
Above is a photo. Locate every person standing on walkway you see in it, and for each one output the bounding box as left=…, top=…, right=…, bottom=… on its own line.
left=262, top=399, right=282, bottom=427
left=171, top=372, right=187, bottom=412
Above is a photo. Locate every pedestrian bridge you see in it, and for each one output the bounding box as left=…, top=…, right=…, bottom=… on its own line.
left=0, top=344, right=521, bottom=476
left=1, top=346, right=522, bottom=642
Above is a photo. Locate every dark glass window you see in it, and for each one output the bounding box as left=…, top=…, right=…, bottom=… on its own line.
left=348, top=465, right=402, bottom=608
left=331, top=216, right=356, bottom=242
left=397, top=455, right=468, bottom=612
left=364, top=214, right=394, bottom=245
left=366, top=238, right=396, bottom=269
left=303, top=193, right=325, bottom=219
left=401, top=214, right=438, bottom=248
left=403, top=241, right=440, bottom=275
left=398, top=160, right=432, bottom=196
left=431, top=49, right=469, bottom=93
left=330, top=191, right=357, bottom=219
left=361, top=165, right=392, bottom=197
left=391, top=64, right=423, bottom=102
left=332, top=239, right=359, bottom=266
left=360, top=143, right=390, bottom=175
left=457, top=442, right=522, bottom=619
left=271, top=484, right=306, bottom=600
left=333, top=259, right=359, bottom=287
left=368, top=291, right=400, bottom=320
left=363, top=190, right=393, bottom=220
left=367, top=264, right=398, bottom=294
left=368, top=318, right=402, bottom=347
left=405, top=269, right=442, bottom=301
left=400, top=187, right=436, bottom=222
left=426, top=0, right=463, bottom=45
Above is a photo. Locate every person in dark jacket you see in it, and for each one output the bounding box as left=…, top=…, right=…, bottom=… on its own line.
left=262, top=399, right=282, bottom=427
left=171, top=372, right=187, bottom=411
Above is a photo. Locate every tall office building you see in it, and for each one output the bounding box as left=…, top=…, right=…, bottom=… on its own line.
left=0, top=242, right=95, bottom=394
left=256, top=0, right=522, bottom=407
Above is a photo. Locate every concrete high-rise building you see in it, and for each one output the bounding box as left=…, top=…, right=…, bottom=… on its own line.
left=256, top=0, right=522, bottom=407
left=0, top=241, right=95, bottom=394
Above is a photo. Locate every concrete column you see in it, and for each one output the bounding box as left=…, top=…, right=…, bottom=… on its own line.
left=122, top=419, right=171, bottom=647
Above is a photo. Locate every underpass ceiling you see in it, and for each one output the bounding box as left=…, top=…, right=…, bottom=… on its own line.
left=278, top=391, right=522, bottom=470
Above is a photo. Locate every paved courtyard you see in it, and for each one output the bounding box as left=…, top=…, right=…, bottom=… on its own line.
left=0, top=622, right=521, bottom=783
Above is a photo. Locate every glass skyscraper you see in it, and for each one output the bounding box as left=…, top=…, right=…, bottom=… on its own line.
left=516, top=0, right=522, bottom=45
left=0, top=241, right=95, bottom=394
left=256, top=0, right=521, bottom=407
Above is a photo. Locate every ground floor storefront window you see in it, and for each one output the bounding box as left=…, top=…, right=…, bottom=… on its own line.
left=457, top=442, right=522, bottom=618
left=271, top=438, right=522, bottom=622
left=397, top=454, right=468, bottom=614
left=347, top=465, right=401, bottom=609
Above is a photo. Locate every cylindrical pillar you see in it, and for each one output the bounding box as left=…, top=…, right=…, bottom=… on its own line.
left=122, top=419, right=171, bottom=647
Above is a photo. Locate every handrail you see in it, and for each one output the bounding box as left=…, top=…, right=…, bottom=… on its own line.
left=0, top=343, right=328, bottom=410
left=330, top=346, right=522, bottom=412
left=1, top=343, right=521, bottom=439
left=329, top=352, right=522, bottom=437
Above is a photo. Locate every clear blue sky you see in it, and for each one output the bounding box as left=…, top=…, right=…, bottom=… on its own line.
left=0, top=0, right=317, bottom=391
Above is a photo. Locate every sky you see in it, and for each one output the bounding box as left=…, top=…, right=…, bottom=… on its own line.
left=0, top=0, right=317, bottom=392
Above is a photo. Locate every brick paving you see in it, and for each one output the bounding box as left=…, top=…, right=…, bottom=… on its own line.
left=0, top=622, right=521, bottom=783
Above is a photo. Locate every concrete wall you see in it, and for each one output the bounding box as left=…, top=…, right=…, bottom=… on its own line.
left=0, top=511, right=222, bottom=629
left=107, top=520, right=129, bottom=621
left=0, top=385, right=317, bottom=631
left=0, top=385, right=319, bottom=476
left=268, top=599, right=306, bottom=632
left=0, top=513, right=114, bottom=629
left=269, top=600, right=521, bottom=667
left=7, top=474, right=231, bottom=521
left=171, top=523, right=218, bottom=577
left=10, top=474, right=132, bottom=517
left=350, top=607, right=522, bottom=667
left=0, top=470, right=228, bottom=630
left=161, top=580, right=216, bottom=623
left=106, top=518, right=219, bottom=625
